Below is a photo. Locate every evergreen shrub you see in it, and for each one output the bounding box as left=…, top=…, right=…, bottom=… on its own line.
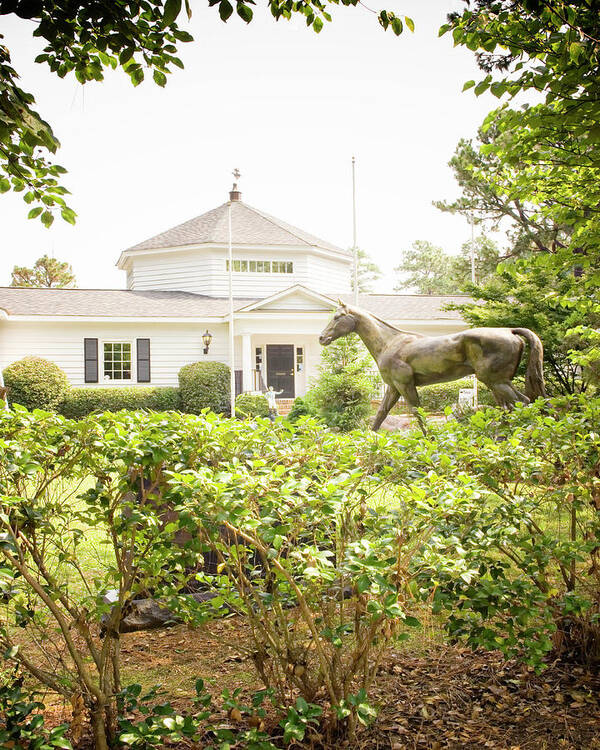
left=415, top=378, right=494, bottom=413
left=3, top=356, right=68, bottom=411
left=235, top=392, right=269, bottom=418
left=59, top=386, right=180, bottom=418
left=286, top=396, right=313, bottom=422
left=178, top=361, right=230, bottom=415
left=308, top=371, right=373, bottom=431
left=311, top=334, right=375, bottom=431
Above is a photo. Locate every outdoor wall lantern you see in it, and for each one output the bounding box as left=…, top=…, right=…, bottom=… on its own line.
left=202, top=330, right=213, bottom=354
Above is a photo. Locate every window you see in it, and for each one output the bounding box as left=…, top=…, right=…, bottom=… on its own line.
left=273, top=261, right=293, bottom=274
left=296, top=346, right=304, bottom=372
left=226, top=259, right=293, bottom=273
left=255, top=347, right=263, bottom=369
left=103, top=342, right=132, bottom=381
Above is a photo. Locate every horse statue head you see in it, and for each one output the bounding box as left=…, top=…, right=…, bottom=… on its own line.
left=319, top=300, right=358, bottom=345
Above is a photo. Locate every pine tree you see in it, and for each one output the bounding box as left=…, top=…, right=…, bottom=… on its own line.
left=11, top=255, right=76, bottom=288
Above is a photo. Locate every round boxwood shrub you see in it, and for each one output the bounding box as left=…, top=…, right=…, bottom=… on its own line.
left=178, top=361, right=230, bottom=415
left=3, top=356, right=69, bottom=412
left=59, top=386, right=180, bottom=418
left=235, top=393, right=269, bottom=419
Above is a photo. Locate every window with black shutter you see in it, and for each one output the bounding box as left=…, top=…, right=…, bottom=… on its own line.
left=84, top=338, right=98, bottom=383
left=136, top=338, right=151, bottom=383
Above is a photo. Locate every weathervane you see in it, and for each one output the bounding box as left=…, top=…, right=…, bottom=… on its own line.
left=232, top=167, right=241, bottom=191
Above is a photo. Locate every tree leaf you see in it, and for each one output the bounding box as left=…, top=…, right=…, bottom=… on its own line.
left=41, top=210, right=54, bottom=227
left=163, top=0, right=182, bottom=26
left=237, top=3, right=253, bottom=23
left=219, top=0, right=233, bottom=21
left=153, top=69, right=168, bottom=87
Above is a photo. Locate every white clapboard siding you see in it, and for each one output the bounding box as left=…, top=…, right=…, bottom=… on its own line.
left=126, top=247, right=351, bottom=298
left=307, top=255, right=352, bottom=294
left=0, top=321, right=236, bottom=387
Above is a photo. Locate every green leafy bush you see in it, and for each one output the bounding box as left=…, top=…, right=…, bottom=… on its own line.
left=0, top=409, right=418, bottom=744
left=312, top=332, right=376, bottom=431
left=59, top=386, right=180, bottom=418
left=0, top=669, right=72, bottom=750
left=400, top=397, right=600, bottom=667
left=416, top=377, right=494, bottom=412
left=178, top=361, right=230, bottom=415
left=171, top=418, right=419, bottom=736
left=235, top=392, right=269, bottom=419
left=3, top=356, right=68, bottom=411
left=286, top=396, right=314, bottom=422
left=307, top=371, right=373, bottom=431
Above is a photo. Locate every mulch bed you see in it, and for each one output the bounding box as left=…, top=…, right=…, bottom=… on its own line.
left=40, top=620, right=600, bottom=749
left=369, top=647, right=600, bottom=749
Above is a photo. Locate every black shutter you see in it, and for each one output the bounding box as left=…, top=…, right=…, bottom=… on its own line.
left=84, top=338, right=98, bottom=383
left=136, top=338, right=151, bottom=383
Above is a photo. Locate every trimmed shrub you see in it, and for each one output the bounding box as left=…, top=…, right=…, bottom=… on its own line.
left=235, top=393, right=269, bottom=419
left=3, top=356, right=68, bottom=411
left=178, top=361, right=230, bottom=415
left=59, top=386, right=180, bottom=418
left=415, top=378, right=495, bottom=413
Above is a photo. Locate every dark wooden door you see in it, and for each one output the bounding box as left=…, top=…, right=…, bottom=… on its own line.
left=266, top=345, right=295, bottom=399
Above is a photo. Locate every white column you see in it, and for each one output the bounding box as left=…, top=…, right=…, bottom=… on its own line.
left=242, top=334, right=252, bottom=393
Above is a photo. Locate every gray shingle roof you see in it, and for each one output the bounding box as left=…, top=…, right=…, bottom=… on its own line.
left=0, top=288, right=257, bottom=317
left=126, top=201, right=347, bottom=256
left=0, top=288, right=468, bottom=321
left=341, top=294, right=468, bottom=321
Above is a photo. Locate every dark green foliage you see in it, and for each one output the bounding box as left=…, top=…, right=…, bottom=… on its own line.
left=417, top=377, right=494, bottom=413
left=310, top=333, right=375, bottom=431
left=307, top=372, right=373, bottom=431
left=235, top=393, right=269, bottom=419
left=3, top=356, right=68, bottom=411
left=286, top=396, right=313, bottom=422
left=178, top=361, right=230, bottom=415
left=59, top=386, right=180, bottom=418
left=456, top=260, right=591, bottom=395
left=117, top=680, right=279, bottom=748
left=0, top=670, right=72, bottom=750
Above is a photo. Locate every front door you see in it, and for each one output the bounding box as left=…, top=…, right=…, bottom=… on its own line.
left=266, top=344, right=295, bottom=399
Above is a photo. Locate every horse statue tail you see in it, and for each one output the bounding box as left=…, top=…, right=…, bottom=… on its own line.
left=512, top=328, right=547, bottom=400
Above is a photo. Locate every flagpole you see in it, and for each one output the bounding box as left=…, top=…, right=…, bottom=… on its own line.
left=352, top=156, right=359, bottom=305
left=228, top=199, right=236, bottom=419
left=470, top=212, right=478, bottom=407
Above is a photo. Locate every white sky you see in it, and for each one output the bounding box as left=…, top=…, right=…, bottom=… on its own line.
left=0, top=0, right=504, bottom=292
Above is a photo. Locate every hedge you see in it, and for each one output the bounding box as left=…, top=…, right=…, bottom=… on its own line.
left=3, top=357, right=69, bottom=412
left=178, top=361, right=230, bottom=415
left=417, top=378, right=495, bottom=413
left=59, top=386, right=181, bottom=418
left=235, top=393, right=270, bottom=419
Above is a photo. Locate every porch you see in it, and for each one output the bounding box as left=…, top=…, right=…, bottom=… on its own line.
left=233, top=332, right=321, bottom=400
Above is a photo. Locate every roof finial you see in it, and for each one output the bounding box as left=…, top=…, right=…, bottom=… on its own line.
left=230, top=168, right=242, bottom=201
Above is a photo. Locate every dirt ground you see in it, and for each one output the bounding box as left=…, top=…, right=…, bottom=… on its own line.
left=39, top=616, right=600, bottom=749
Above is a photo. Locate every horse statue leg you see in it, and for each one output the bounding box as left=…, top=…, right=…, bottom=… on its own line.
left=371, top=385, right=400, bottom=431
left=399, top=380, right=427, bottom=435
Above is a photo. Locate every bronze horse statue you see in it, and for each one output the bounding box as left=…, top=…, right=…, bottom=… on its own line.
left=319, top=302, right=546, bottom=431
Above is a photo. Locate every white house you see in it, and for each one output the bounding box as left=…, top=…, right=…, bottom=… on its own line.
left=0, top=185, right=470, bottom=405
